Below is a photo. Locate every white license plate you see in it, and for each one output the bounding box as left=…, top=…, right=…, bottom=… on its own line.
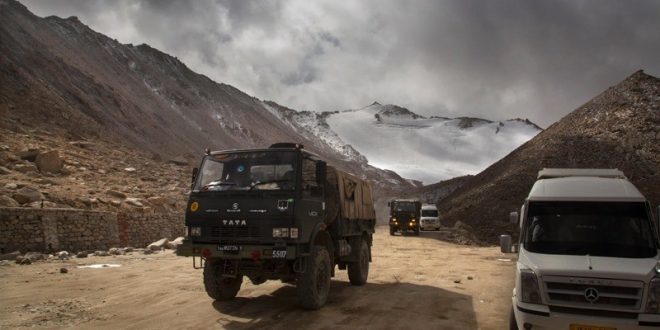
left=218, top=245, right=240, bottom=253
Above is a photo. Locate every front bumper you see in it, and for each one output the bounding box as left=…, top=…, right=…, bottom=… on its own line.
left=420, top=221, right=439, bottom=230
left=390, top=223, right=418, bottom=231
left=176, top=239, right=298, bottom=260
left=512, top=298, right=660, bottom=330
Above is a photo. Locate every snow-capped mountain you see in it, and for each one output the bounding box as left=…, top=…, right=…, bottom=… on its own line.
left=274, top=101, right=541, bottom=184
left=2, top=0, right=540, bottom=190
left=326, top=103, right=541, bottom=183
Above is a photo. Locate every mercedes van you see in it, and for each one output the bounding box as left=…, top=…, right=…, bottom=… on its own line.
left=510, top=168, right=660, bottom=330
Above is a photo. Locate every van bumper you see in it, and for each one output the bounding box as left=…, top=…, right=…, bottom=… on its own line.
left=512, top=298, right=660, bottom=330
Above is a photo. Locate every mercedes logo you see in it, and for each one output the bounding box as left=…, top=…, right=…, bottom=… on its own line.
left=584, top=287, right=599, bottom=303
left=232, top=203, right=239, bottom=210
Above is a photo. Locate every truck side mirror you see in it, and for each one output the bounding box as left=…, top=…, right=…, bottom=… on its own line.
left=192, top=167, right=198, bottom=184
left=509, top=211, right=519, bottom=225
left=315, top=161, right=326, bottom=184
left=387, top=202, right=391, bottom=207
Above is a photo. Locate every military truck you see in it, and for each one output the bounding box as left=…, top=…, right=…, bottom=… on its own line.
left=177, top=143, right=376, bottom=310
left=388, top=199, right=422, bottom=236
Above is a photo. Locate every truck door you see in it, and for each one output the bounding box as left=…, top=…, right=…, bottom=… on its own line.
left=297, top=157, right=325, bottom=241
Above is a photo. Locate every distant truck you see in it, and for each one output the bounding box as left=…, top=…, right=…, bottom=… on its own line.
left=177, top=143, right=376, bottom=310
left=510, top=168, right=660, bottom=329
left=388, top=199, right=422, bottom=235
left=420, top=204, right=440, bottom=231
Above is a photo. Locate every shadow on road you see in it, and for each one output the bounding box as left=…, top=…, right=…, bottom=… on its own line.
left=212, top=279, right=477, bottom=329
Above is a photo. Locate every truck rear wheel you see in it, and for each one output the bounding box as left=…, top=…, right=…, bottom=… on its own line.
left=414, top=227, right=420, bottom=236
left=297, top=245, right=332, bottom=310
left=389, top=226, right=395, bottom=235
left=203, top=260, right=242, bottom=301
left=348, top=239, right=369, bottom=286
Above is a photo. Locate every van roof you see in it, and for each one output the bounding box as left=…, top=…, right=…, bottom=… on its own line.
left=528, top=177, right=646, bottom=202
left=537, top=168, right=626, bottom=180
left=421, top=204, right=437, bottom=209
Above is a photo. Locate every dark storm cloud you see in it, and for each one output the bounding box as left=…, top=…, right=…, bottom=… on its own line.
left=23, top=0, right=660, bottom=126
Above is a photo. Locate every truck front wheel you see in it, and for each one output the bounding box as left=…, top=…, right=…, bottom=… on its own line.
left=348, top=238, right=369, bottom=286
left=297, top=245, right=332, bottom=310
left=203, top=260, right=242, bottom=301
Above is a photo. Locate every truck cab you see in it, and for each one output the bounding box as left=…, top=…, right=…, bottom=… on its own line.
left=177, top=143, right=376, bottom=310
left=510, top=168, right=660, bottom=330
left=388, top=199, right=421, bottom=236
left=420, top=204, right=440, bottom=231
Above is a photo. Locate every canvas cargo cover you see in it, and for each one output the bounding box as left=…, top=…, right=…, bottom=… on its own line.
left=328, top=166, right=376, bottom=220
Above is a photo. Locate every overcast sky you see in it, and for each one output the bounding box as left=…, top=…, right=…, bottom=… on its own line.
left=23, top=0, right=660, bottom=127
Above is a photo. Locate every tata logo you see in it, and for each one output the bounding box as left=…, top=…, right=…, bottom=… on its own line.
left=584, top=287, right=599, bottom=303
left=222, top=220, right=247, bottom=226
left=226, top=203, right=241, bottom=213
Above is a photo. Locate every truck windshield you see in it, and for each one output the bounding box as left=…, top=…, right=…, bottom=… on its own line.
left=524, top=201, right=657, bottom=258
left=392, top=202, right=416, bottom=212
left=194, top=151, right=296, bottom=192
left=422, top=210, right=438, bottom=217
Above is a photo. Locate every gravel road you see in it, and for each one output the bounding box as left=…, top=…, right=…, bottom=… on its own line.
left=0, top=226, right=515, bottom=329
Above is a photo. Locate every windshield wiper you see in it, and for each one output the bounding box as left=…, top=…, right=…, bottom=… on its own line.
left=248, top=180, right=291, bottom=191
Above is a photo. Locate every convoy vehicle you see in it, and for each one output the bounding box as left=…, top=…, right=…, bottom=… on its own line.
left=177, top=143, right=376, bottom=310
left=420, top=204, right=440, bottom=231
left=510, top=168, right=660, bottom=330
left=388, top=199, right=421, bottom=235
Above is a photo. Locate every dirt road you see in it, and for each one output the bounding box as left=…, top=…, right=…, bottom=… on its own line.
left=0, top=227, right=516, bottom=329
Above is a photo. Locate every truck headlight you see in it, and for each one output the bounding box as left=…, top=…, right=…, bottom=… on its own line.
left=645, top=278, right=660, bottom=313
left=520, top=269, right=543, bottom=304
left=290, top=227, right=299, bottom=239
left=189, top=226, right=202, bottom=237
left=273, top=228, right=282, bottom=237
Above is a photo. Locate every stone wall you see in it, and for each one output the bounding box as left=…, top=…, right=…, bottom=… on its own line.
left=117, top=212, right=184, bottom=248
left=0, top=208, right=184, bottom=253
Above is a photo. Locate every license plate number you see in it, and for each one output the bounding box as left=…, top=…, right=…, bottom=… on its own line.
left=272, top=249, right=287, bottom=259
left=570, top=325, right=616, bottom=330
left=218, top=245, right=240, bottom=253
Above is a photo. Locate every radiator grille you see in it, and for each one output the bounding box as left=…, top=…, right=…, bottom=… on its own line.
left=543, top=276, right=643, bottom=311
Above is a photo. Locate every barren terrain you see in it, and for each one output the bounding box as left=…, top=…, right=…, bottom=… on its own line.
left=0, top=227, right=515, bottom=329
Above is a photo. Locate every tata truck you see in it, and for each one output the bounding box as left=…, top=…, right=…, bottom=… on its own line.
left=388, top=199, right=422, bottom=236
left=177, top=143, right=376, bottom=310
left=510, top=168, right=660, bottom=330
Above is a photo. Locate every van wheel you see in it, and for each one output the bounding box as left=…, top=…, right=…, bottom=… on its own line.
left=509, top=306, right=518, bottom=330
left=297, top=245, right=331, bottom=310
left=203, top=260, right=242, bottom=301
left=348, top=239, right=369, bottom=286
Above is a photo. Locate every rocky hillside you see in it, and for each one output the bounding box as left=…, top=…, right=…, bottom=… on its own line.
left=0, top=126, right=191, bottom=212
left=436, top=70, right=660, bottom=244
left=0, top=0, right=414, bottom=195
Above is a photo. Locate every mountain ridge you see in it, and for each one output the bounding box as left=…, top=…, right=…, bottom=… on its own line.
left=435, top=70, right=660, bottom=244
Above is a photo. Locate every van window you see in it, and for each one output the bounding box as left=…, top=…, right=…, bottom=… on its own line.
left=523, top=201, right=657, bottom=258
left=422, top=210, right=438, bottom=217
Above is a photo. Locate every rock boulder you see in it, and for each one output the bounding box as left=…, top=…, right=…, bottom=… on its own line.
left=35, top=150, right=62, bottom=173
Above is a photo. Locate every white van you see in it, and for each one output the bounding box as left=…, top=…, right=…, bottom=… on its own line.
left=510, top=168, right=660, bottom=329
left=420, top=204, right=440, bottom=231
